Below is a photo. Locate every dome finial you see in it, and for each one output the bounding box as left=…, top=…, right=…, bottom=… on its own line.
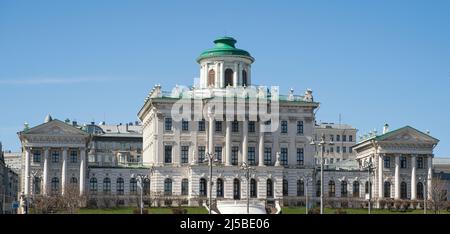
left=45, top=114, right=53, bottom=123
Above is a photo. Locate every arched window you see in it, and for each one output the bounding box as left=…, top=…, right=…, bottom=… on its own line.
left=225, top=69, right=234, bottom=86
left=341, top=181, right=348, bottom=197
left=400, top=182, right=407, bottom=199
left=250, top=179, right=257, bottom=198
left=199, top=178, right=207, bottom=197
left=90, top=178, right=97, bottom=193
left=316, top=180, right=321, bottom=197
left=51, top=177, right=59, bottom=195
left=117, top=178, right=124, bottom=195
left=70, top=177, right=78, bottom=185
left=242, top=70, right=248, bottom=86
left=328, top=180, right=335, bottom=197
left=130, top=178, right=137, bottom=195
left=297, top=180, right=305, bottom=196
left=384, top=181, right=391, bottom=198
left=181, top=179, right=189, bottom=196
left=164, top=178, right=172, bottom=196
left=233, top=179, right=240, bottom=200
left=207, top=69, right=215, bottom=87
left=283, top=179, right=289, bottom=196
left=353, top=181, right=360, bottom=197
left=33, top=177, right=41, bottom=195
left=417, top=182, right=424, bottom=199
left=217, top=178, right=224, bottom=198
left=103, top=178, right=111, bottom=194
left=267, top=179, right=273, bottom=198
left=143, top=178, right=150, bottom=195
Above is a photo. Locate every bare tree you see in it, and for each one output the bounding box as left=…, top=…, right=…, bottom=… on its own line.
left=429, top=176, right=448, bottom=214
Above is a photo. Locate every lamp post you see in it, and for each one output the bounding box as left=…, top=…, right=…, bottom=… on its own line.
left=310, top=134, right=334, bottom=214
left=204, top=153, right=217, bottom=215
left=363, top=160, right=373, bottom=214
left=240, top=162, right=256, bottom=214
left=303, top=176, right=313, bottom=214
left=132, top=166, right=154, bottom=215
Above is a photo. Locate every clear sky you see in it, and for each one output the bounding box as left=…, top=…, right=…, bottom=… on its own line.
left=0, top=0, right=449, bottom=156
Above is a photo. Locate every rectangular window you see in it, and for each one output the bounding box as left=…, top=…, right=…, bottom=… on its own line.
left=181, top=146, right=189, bottom=164
left=384, top=156, right=390, bottom=168
left=51, top=151, right=59, bottom=163
left=164, top=145, right=172, bottom=163
left=349, top=147, right=353, bottom=153
left=215, top=146, right=222, bottom=162
left=70, top=150, right=78, bottom=163
left=198, top=146, right=205, bottom=163
left=329, top=147, right=334, bottom=153
left=297, top=148, right=304, bottom=166
left=264, top=147, right=272, bottom=166
left=400, top=156, right=407, bottom=168
left=330, top=158, right=334, bottom=164
left=182, top=120, right=189, bottom=131
left=336, top=146, right=340, bottom=153
left=349, top=135, right=353, bottom=142
left=164, top=118, right=172, bottom=131
left=297, top=121, right=304, bottom=135
left=232, top=121, right=239, bottom=133
left=248, top=147, right=256, bottom=165
left=198, top=119, right=206, bottom=131
left=336, top=135, right=341, bottom=142
left=343, top=135, right=347, bottom=142
left=417, top=157, right=424, bottom=169
left=248, top=121, right=256, bottom=133
left=215, top=121, right=222, bottom=132
left=343, top=147, right=347, bottom=153
left=231, top=146, right=239, bottom=165
left=33, top=151, right=41, bottom=163
left=281, top=121, right=288, bottom=133
left=280, top=148, right=288, bottom=166
left=330, top=135, right=334, bottom=142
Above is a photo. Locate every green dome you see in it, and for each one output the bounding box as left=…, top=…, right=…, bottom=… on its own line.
left=197, top=37, right=254, bottom=62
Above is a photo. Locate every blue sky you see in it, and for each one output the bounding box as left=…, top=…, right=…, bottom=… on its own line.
left=0, top=0, right=449, bottom=156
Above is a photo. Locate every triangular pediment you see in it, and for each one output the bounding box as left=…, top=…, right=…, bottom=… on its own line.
left=22, top=119, right=89, bottom=137
left=377, top=126, right=439, bottom=145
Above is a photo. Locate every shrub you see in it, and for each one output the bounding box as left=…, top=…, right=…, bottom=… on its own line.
left=334, top=208, right=347, bottom=214
left=410, top=200, right=418, bottom=209
left=308, top=207, right=320, bottom=214
left=172, top=208, right=188, bottom=214
left=379, top=199, right=386, bottom=209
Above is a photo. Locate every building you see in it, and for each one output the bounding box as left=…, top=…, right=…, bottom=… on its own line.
left=1, top=142, right=19, bottom=214
left=314, top=123, right=357, bottom=165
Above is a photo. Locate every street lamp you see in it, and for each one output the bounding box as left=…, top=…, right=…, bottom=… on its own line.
left=240, top=162, right=256, bottom=214
left=132, top=166, right=155, bottom=215
left=302, top=176, right=313, bottom=214
left=362, top=160, right=373, bottom=214
left=419, top=176, right=427, bottom=214
left=310, top=134, right=334, bottom=214
left=204, top=153, right=218, bottom=215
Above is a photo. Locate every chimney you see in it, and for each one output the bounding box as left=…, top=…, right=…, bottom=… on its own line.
left=383, top=124, right=389, bottom=134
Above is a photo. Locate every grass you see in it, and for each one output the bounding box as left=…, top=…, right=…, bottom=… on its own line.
left=78, top=207, right=208, bottom=214
left=281, top=206, right=450, bottom=214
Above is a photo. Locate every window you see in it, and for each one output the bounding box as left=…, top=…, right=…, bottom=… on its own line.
left=264, top=147, right=272, bottom=166
left=297, top=180, right=305, bottom=196
left=233, top=179, right=240, bottom=200
left=336, top=146, right=340, bottom=153
left=281, top=120, right=288, bottom=133
left=400, top=182, right=407, bottom=199
left=143, top=178, right=150, bottom=195
left=199, top=178, right=207, bottom=197
left=330, top=135, right=334, bottom=142
left=353, top=181, right=360, bottom=197
left=384, top=156, right=391, bottom=168
left=349, top=147, right=353, bottom=153
left=164, top=118, right=172, bottom=131
left=231, top=146, right=239, bottom=165
left=51, top=177, right=59, bottom=195
left=248, top=147, right=256, bottom=165
left=400, top=156, right=407, bottom=168
left=198, top=146, right=206, bottom=163
left=297, top=148, right=304, bottom=166
left=216, top=179, right=224, bottom=198
left=349, top=135, right=353, bottom=142
left=90, top=178, right=97, bottom=193
left=417, top=157, right=424, bottom=169
left=343, top=147, right=347, bottom=153
left=181, top=146, right=189, bottom=164
left=365, top=181, right=372, bottom=194
left=70, top=177, right=77, bottom=185
left=225, top=69, right=233, bottom=86
left=248, top=121, right=255, bottom=133
left=328, top=181, right=336, bottom=197
left=283, top=179, right=289, bottom=196
left=70, top=150, right=77, bottom=163
left=208, top=69, right=215, bottom=86
left=215, top=121, right=222, bottom=132
left=232, top=120, right=239, bottom=133
left=164, top=145, right=172, bottom=163
left=164, top=178, right=172, bottom=196
left=383, top=181, right=391, bottom=198
left=215, top=146, right=222, bottom=162
left=242, top=70, right=248, bottom=86
left=297, top=121, right=304, bottom=134
left=417, top=182, right=424, bottom=199
left=181, top=179, right=189, bottom=196
left=182, top=120, right=189, bottom=131
left=336, top=135, right=341, bottom=142
left=267, top=179, right=273, bottom=198
left=250, top=179, right=257, bottom=198
left=329, top=147, right=334, bottom=153
left=117, top=178, right=124, bottom=195
left=316, top=180, right=321, bottom=197
left=103, top=178, right=111, bottom=194
left=51, top=151, right=59, bottom=163
left=280, top=148, right=288, bottom=166
left=342, top=135, right=347, bottom=142
left=33, top=150, right=41, bottom=163
left=33, top=177, right=41, bottom=194
left=198, top=119, right=205, bottom=131
left=341, top=181, right=348, bottom=197
left=130, top=178, right=137, bottom=195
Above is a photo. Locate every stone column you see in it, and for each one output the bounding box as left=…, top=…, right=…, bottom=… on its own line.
left=220, top=62, right=225, bottom=88
left=80, top=148, right=86, bottom=196
left=378, top=154, right=383, bottom=199
left=24, top=148, right=31, bottom=196
left=411, top=154, right=417, bottom=200
left=215, top=62, right=219, bottom=88
left=61, top=148, right=68, bottom=196
left=208, top=112, right=214, bottom=155
left=427, top=155, right=432, bottom=199
left=394, top=154, right=400, bottom=199
left=43, top=148, right=49, bottom=196
left=225, top=121, right=231, bottom=166
left=242, top=119, right=248, bottom=164
left=233, top=63, right=238, bottom=87
left=258, top=127, right=264, bottom=166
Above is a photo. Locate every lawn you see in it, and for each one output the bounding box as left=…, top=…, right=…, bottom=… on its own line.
left=78, top=207, right=208, bottom=214
left=281, top=206, right=450, bottom=214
